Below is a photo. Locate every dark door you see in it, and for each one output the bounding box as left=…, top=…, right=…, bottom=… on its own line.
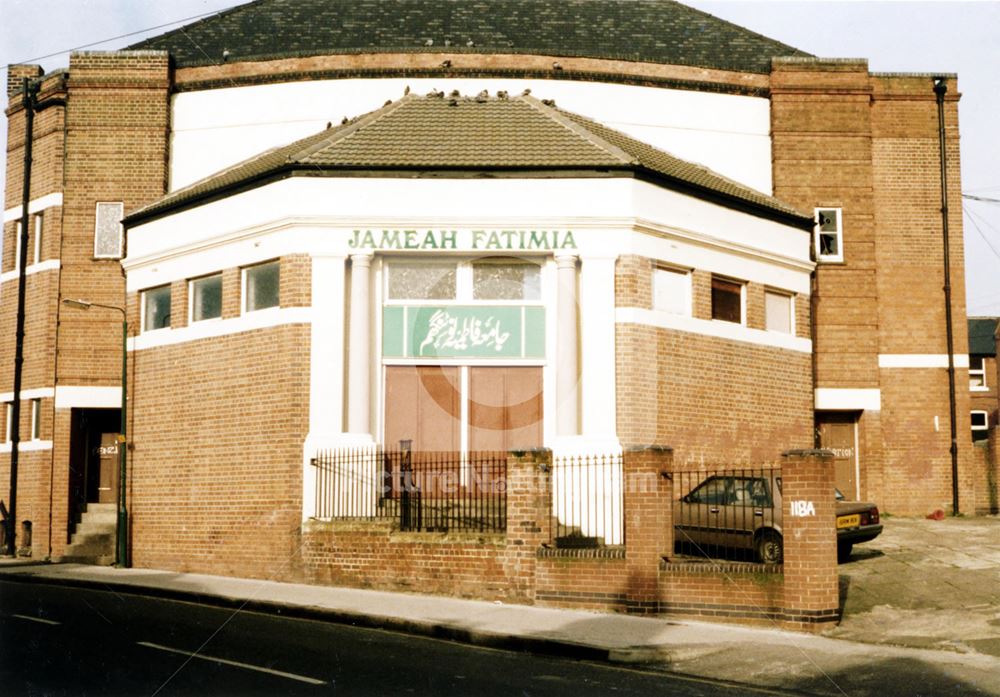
left=818, top=413, right=859, bottom=499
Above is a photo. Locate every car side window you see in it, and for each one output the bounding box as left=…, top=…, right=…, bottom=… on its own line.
left=688, top=477, right=732, bottom=504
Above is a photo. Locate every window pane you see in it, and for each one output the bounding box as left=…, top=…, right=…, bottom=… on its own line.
left=31, top=399, right=40, bottom=440
left=473, top=261, right=540, bottom=300
left=143, top=286, right=171, bottom=330
left=192, top=275, right=222, bottom=321
left=246, top=262, right=280, bottom=311
left=765, top=292, right=792, bottom=333
left=818, top=209, right=839, bottom=232
left=654, top=267, right=689, bottom=315
left=711, top=278, right=742, bottom=323
left=388, top=262, right=456, bottom=300
left=33, top=212, right=43, bottom=265
left=819, top=233, right=839, bottom=257
left=969, top=356, right=986, bottom=389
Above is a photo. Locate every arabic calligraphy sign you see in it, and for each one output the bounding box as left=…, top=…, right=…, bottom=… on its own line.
left=383, top=306, right=545, bottom=359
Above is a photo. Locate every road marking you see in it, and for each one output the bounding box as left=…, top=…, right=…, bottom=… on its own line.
left=137, top=641, right=327, bottom=685
left=12, top=614, right=61, bottom=626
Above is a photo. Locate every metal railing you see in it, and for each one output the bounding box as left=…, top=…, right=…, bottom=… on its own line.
left=551, top=452, right=624, bottom=547
left=671, top=467, right=781, bottom=564
left=312, top=447, right=507, bottom=533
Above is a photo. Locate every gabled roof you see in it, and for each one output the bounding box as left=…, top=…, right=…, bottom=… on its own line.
left=969, top=317, right=999, bottom=356
left=125, top=92, right=810, bottom=227
left=128, top=0, right=809, bottom=74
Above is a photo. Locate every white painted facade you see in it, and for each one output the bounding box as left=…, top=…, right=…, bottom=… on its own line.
left=170, top=78, right=773, bottom=194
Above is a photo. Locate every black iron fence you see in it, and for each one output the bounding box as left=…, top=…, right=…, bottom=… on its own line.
left=311, top=447, right=507, bottom=533
left=551, top=453, right=624, bottom=548
left=671, top=467, right=782, bottom=565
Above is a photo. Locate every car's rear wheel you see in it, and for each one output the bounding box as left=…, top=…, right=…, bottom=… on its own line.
left=755, top=530, right=783, bottom=564
left=837, top=542, right=853, bottom=563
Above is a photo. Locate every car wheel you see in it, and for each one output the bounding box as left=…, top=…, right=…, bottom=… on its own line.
left=755, top=530, right=783, bottom=564
left=837, top=542, right=853, bottom=563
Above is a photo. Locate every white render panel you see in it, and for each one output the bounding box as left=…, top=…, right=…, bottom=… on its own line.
left=3, top=192, right=63, bottom=223
left=878, top=354, right=971, bottom=369
left=617, top=308, right=812, bottom=354
left=579, top=256, right=618, bottom=439
left=171, top=78, right=772, bottom=193
left=814, top=388, right=882, bottom=412
left=125, top=178, right=810, bottom=296
left=54, top=386, right=122, bottom=410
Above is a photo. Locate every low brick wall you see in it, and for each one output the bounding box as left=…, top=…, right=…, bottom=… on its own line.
left=295, top=447, right=841, bottom=632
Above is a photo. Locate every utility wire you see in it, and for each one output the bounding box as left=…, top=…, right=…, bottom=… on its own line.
left=3, top=7, right=232, bottom=68
left=963, top=204, right=1000, bottom=263
left=963, top=194, right=1000, bottom=203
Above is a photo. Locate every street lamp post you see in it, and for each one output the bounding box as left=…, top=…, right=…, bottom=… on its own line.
left=62, top=298, right=129, bottom=567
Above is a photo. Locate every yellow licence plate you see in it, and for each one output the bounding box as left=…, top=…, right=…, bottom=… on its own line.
left=837, top=514, right=860, bottom=529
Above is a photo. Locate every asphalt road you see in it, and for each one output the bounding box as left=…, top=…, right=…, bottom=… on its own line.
left=0, top=579, right=786, bottom=697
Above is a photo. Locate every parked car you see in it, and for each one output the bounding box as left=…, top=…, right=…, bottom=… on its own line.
left=673, top=472, right=882, bottom=564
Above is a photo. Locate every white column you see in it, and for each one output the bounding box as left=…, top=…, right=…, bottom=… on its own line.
left=555, top=253, right=579, bottom=437
left=303, top=254, right=346, bottom=520
left=579, top=255, right=617, bottom=440
left=348, top=253, right=373, bottom=435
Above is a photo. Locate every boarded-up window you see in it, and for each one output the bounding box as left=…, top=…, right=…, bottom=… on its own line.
left=765, top=291, right=792, bottom=334
left=711, top=277, right=742, bottom=324
left=94, top=202, right=124, bottom=259
left=468, top=367, right=543, bottom=452
left=384, top=366, right=462, bottom=454
left=653, top=266, right=690, bottom=315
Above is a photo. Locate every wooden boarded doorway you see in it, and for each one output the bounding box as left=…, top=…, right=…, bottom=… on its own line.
left=817, top=412, right=860, bottom=500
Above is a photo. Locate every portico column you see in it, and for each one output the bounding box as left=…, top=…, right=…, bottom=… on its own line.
left=555, top=253, right=579, bottom=436
left=348, top=253, right=373, bottom=435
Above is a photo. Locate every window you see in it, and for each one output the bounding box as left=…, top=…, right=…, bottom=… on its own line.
left=244, top=261, right=280, bottom=312
left=142, top=285, right=171, bottom=331
left=30, top=399, right=41, bottom=440
left=473, top=260, right=541, bottom=301
left=765, top=291, right=793, bottom=334
left=94, top=202, right=124, bottom=259
left=711, top=277, right=743, bottom=324
left=33, top=212, right=43, bottom=265
left=4, top=402, right=12, bottom=443
left=815, top=208, right=843, bottom=262
left=13, top=221, right=21, bottom=270
left=970, top=356, right=988, bottom=391
left=653, top=266, right=691, bottom=316
left=971, top=411, right=989, bottom=441
left=387, top=262, right=456, bottom=300
left=190, top=274, right=222, bottom=322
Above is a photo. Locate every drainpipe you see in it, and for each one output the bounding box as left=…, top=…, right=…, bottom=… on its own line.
left=933, top=76, right=960, bottom=515
left=6, top=78, right=37, bottom=556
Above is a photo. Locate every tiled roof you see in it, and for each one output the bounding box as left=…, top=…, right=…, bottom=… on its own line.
left=126, top=92, right=810, bottom=226
left=969, top=318, right=998, bottom=356
left=128, top=0, right=809, bottom=73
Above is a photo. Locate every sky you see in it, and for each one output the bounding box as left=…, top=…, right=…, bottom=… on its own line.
left=1, top=0, right=998, bottom=316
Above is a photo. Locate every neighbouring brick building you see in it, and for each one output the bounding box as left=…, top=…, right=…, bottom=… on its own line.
left=0, top=0, right=979, bottom=617
left=969, top=317, right=999, bottom=513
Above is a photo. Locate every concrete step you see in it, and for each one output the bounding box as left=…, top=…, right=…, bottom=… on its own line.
left=69, top=530, right=113, bottom=547
left=71, top=524, right=114, bottom=542
left=60, top=554, right=113, bottom=566
left=81, top=509, right=116, bottom=525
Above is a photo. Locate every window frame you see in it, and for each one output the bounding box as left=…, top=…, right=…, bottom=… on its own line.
left=30, top=398, right=41, bottom=441
left=764, top=289, right=795, bottom=334
left=383, top=257, right=545, bottom=306
left=971, top=410, right=989, bottom=440
left=188, top=273, right=223, bottom=323
left=93, top=201, right=125, bottom=260
left=242, top=260, right=281, bottom=314
left=141, top=284, right=172, bottom=333
left=32, top=212, right=43, bottom=265
left=814, top=207, right=844, bottom=263
left=13, top=221, right=21, bottom=271
left=653, top=265, right=692, bottom=317
left=969, top=356, right=988, bottom=391
left=710, top=275, right=745, bottom=326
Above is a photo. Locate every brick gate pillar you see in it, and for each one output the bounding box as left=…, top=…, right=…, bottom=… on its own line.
left=503, top=448, right=552, bottom=602
left=623, top=445, right=673, bottom=614
left=781, top=449, right=840, bottom=631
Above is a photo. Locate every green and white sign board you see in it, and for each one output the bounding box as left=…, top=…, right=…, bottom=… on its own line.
left=383, top=306, right=545, bottom=359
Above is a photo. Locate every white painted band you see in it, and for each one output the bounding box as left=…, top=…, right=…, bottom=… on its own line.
left=3, top=193, right=63, bottom=223
left=0, top=259, right=60, bottom=284
left=0, top=387, right=55, bottom=402
left=814, top=388, right=881, bottom=411
left=878, top=354, right=971, bottom=369
left=616, top=307, right=812, bottom=354
left=129, top=306, right=312, bottom=351
left=0, top=440, right=53, bottom=453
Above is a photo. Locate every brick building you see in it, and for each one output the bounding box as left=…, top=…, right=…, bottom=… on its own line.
left=0, top=0, right=978, bottom=594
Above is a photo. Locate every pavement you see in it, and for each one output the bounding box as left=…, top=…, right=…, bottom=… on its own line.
left=2, top=516, right=999, bottom=696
